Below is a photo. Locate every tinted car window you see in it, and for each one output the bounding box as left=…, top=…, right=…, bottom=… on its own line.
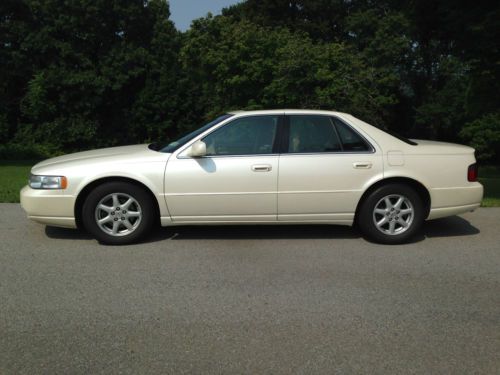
left=333, top=118, right=371, bottom=152
left=288, top=115, right=341, bottom=153
left=160, top=114, right=233, bottom=153
left=203, top=116, right=278, bottom=156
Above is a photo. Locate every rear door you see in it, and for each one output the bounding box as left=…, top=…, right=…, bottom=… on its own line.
left=277, top=114, right=383, bottom=222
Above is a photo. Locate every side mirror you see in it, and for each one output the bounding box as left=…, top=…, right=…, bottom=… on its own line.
left=188, top=140, right=207, bottom=157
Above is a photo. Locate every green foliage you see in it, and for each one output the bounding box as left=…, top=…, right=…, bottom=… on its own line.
left=0, top=0, right=499, bottom=162
left=460, top=113, right=500, bottom=162
left=222, top=0, right=349, bottom=42
left=415, top=57, right=469, bottom=140
left=0, top=142, right=59, bottom=161
left=180, top=16, right=393, bottom=128
left=1, top=0, right=181, bottom=154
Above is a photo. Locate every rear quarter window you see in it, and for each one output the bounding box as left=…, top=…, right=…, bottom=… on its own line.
left=332, top=118, right=372, bottom=152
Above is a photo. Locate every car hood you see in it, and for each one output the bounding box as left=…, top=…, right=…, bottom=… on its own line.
left=32, top=144, right=167, bottom=174
left=409, top=139, right=475, bottom=154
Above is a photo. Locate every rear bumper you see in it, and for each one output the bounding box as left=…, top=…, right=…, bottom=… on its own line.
left=428, top=183, right=483, bottom=220
left=20, top=185, right=77, bottom=228
left=428, top=203, right=481, bottom=220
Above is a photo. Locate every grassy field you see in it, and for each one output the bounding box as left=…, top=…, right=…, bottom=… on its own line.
left=478, top=166, right=500, bottom=207
left=0, top=161, right=35, bottom=203
left=1, top=161, right=499, bottom=206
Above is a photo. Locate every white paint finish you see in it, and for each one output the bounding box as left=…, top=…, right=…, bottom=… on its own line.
left=277, top=153, right=383, bottom=219
left=20, top=186, right=75, bottom=217
left=278, top=212, right=354, bottom=224
left=27, top=216, right=76, bottom=228
left=29, top=144, right=171, bottom=218
left=167, top=215, right=276, bottom=223
left=384, top=153, right=479, bottom=210
left=430, top=184, right=483, bottom=208
left=19, top=109, right=483, bottom=229
left=402, top=154, right=475, bottom=188
left=428, top=203, right=481, bottom=220
left=164, top=156, right=279, bottom=220
left=387, top=150, right=405, bottom=166
left=161, top=215, right=353, bottom=225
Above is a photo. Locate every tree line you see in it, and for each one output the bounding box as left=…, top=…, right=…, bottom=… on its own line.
left=1, top=0, right=499, bottom=161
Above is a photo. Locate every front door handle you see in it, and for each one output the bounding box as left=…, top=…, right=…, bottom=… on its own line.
left=353, top=162, right=372, bottom=169
left=252, top=164, right=272, bottom=172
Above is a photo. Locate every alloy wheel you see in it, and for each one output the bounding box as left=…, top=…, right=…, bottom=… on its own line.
left=372, top=194, right=414, bottom=236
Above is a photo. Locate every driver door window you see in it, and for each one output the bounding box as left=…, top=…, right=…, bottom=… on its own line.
left=203, top=116, right=279, bottom=156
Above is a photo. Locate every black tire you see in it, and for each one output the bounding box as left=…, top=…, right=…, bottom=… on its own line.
left=82, top=181, right=156, bottom=245
left=357, top=184, right=424, bottom=244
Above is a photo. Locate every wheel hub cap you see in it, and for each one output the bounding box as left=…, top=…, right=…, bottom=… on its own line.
left=373, top=194, right=414, bottom=236
left=94, top=193, right=142, bottom=237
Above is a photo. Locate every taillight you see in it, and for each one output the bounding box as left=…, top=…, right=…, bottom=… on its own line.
left=468, top=163, right=478, bottom=182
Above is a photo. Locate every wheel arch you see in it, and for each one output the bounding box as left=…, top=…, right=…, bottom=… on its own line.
left=355, top=177, right=431, bottom=224
left=74, top=176, right=161, bottom=229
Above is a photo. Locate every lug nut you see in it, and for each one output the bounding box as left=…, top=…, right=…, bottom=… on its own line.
left=122, top=210, right=127, bottom=214
left=114, top=218, right=118, bottom=221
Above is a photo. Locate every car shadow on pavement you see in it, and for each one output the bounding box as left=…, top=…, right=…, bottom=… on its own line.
left=44, top=215, right=479, bottom=243
left=45, top=225, right=93, bottom=240
left=154, top=215, right=479, bottom=242
left=44, top=223, right=360, bottom=242
left=165, top=215, right=479, bottom=242
left=161, top=224, right=360, bottom=241
left=421, top=215, right=480, bottom=238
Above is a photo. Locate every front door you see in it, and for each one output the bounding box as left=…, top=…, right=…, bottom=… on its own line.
left=165, top=115, right=282, bottom=222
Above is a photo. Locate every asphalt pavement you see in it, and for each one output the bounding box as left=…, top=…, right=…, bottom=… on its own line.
left=1, top=203, right=499, bottom=374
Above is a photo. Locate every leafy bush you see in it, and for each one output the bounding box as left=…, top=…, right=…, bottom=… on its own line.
left=0, top=143, right=60, bottom=161
left=460, top=113, right=500, bottom=162
left=0, top=0, right=498, bottom=157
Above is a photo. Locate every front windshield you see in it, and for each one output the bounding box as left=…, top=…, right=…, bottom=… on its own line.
left=160, top=114, right=234, bottom=153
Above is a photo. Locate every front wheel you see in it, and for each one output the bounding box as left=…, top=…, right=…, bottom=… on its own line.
left=82, top=182, right=156, bottom=245
left=357, top=184, right=424, bottom=244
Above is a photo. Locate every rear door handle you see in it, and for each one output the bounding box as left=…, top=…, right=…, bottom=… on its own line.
left=353, top=162, right=372, bottom=169
left=252, top=164, right=272, bottom=172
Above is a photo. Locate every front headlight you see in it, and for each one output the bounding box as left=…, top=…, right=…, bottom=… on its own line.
left=29, top=175, right=68, bottom=189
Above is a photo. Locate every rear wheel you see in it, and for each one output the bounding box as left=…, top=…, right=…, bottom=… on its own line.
left=357, top=184, right=424, bottom=244
left=82, top=182, right=156, bottom=245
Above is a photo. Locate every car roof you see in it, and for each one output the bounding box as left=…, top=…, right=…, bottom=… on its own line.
left=227, top=109, right=350, bottom=116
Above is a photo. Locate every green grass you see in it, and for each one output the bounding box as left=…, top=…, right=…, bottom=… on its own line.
left=1, top=161, right=499, bottom=206
left=479, top=166, right=500, bottom=207
left=0, top=161, right=36, bottom=203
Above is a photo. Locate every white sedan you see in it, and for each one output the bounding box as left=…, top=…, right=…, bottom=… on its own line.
left=20, top=110, right=483, bottom=245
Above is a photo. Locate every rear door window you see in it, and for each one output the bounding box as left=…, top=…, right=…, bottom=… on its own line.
left=288, top=115, right=342, bottom=153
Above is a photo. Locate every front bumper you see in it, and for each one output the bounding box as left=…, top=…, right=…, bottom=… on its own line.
left=20, top=185, right=77, bottom=228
